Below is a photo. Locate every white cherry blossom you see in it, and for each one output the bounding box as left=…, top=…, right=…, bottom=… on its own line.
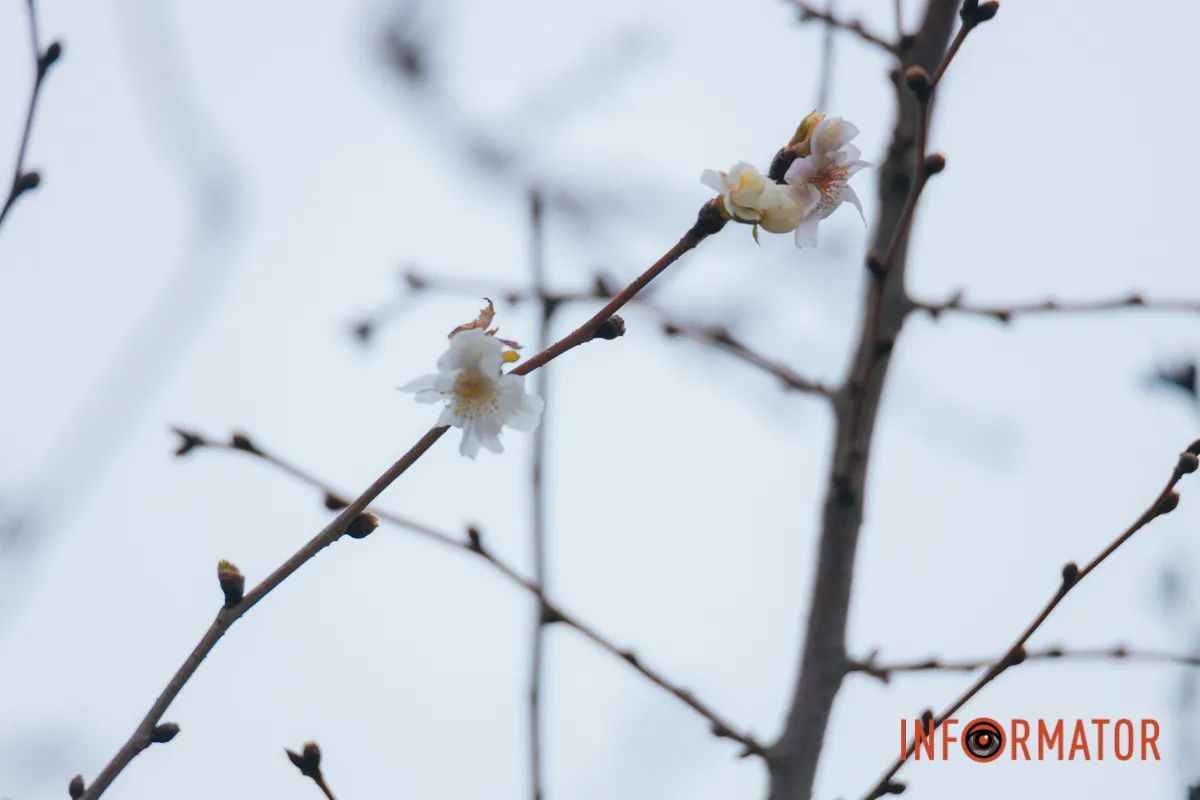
left=783, top=116, right=871, bottom=248
left=402, top=328, right=544, bottom=459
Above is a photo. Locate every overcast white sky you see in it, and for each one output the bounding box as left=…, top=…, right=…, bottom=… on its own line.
left=3, top=1, right=1200, bottom=798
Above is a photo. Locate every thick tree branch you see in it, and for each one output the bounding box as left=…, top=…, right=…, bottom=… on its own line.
left=767, top=2, right=973, bottom=797
left=75, top=205, right=727, bottom=799
left=860, top=443, right=1198, bottom=799
left=177, top=428, right=765, bottom=757
left=911, top=290, right=1200, bottom=323
left=0, top=0, right=62, bottom=234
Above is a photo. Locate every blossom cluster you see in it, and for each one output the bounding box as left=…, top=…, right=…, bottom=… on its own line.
left=701, top=112, right=869, bottom=248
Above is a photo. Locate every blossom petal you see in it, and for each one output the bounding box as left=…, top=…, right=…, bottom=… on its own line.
left=841, top=185, right=866, bottom=223
left=793, top=214, right=821, bottom=249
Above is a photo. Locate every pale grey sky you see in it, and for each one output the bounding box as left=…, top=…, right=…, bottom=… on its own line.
left=2, top=1, right=1199, bottom=798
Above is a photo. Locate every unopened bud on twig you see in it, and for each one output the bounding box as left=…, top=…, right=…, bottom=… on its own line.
left=924, top=153, right=947, bottom=175
left=150, top=722, right=180, bottom=744
left=286, top=741, right=323, bottom=779
left=230, top=432, right=261, bottom=455
left=904, top=67, right=932, bottom=101
left=323, top=492, right=349, bottom=511
left=1157, top=490, right=1181, bottom=516
left=345, top=512, right=379, bottom=539
left=217, top=560, right=244, bottom=606
left=1060, top=561, right=1079, bottom=588
left=466, top=526, right=484, bottom=552
left=68, top=775, right=85, bottom=799
left=592, top=315, right=626, bottom=341
left=1178, top=452, right=1199, bottom=475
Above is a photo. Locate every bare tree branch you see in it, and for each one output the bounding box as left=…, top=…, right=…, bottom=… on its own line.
left=356, top=271, right=834, bottom=399
left=851, top=643, right=1200, bottom=682
left=860, top=442, right=1199, bottom=799
left=789, top=0, right=899, bottom=55
left=177, top=428, right=766, bottom=758
left=0, top=0, right=62, bottom=234
left=74, top=204, right=728, bottom=799
left=527, top=189, right=553, bottom=800
left=911, top=290, right=1200, bottom=324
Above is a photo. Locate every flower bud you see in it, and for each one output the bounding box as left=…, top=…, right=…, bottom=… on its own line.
left=217, top=560, right=245, bottom=607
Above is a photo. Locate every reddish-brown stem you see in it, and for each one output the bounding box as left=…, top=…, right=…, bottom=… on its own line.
left=188, top=431, right=765, bottom=756
left=859, top=447, right=1195, bottom=799
left=76, top=206, right=723, bottom=799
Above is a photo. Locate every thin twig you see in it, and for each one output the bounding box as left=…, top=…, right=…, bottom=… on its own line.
left=0, top=0, right=62, bottom=233
left=660, top=321, right=833, bottom=396
left=814, top=0, right=838, bottom=111
left=75, top=204, right=727, bottom=799
left=860, top=443, right=1199, bottom=800
left=789, top=0, right=899, bottom=54
left=180, top=429, right=766, bottom=758
left=851, top=644, right=1200, bottom=682
left=527, top=188, right=552, bottom=800
left=912, top=291, right=1200, bottom=324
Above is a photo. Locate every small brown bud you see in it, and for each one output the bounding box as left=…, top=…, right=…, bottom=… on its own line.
left=323, top=492, right=349, bottom=511
left=879, top=780, right=907, bottom=796
left=904, top=66, right=932, bottom=100
left=920, top=709, right=934, bottom=734
left=68, top=775, right=85, bottom=799
left=229, top=432, right=260, bottom=454
left=150, top=722, right=180, bottom=744
left=974, top=1, right=999, bottom=22
left=217, top=560, right=244, bottom=607
left=592, top=315, right=626, bottom=341
left=1189, top=439, right=1200, bottom=456
left=1178, top=452, right=1199, bottom=475
left=924, top=153, right=947, bottom=174
left=345, top=512, right=379, bottom=539
left=466, top=526, right=484, bottom=552
left=1005, top=646, right=1027, bottom=667
left=15, top=171, right=40, bottom=193
left=41, top=41, right=63, bottom=71
left=1158, top=490, right=1181, bottom=516
left=689, top=200, right=728, bottom=240
left=286, top=741, right=323, bottom=779
left=1060, top=561, right=1079, bottom=588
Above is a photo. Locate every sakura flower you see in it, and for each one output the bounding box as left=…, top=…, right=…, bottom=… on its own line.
left=701, top=162, right=813, bottom=235
left=401, top=326, right=544, bottom=459
left=783, top=115, right=871, bottom=248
